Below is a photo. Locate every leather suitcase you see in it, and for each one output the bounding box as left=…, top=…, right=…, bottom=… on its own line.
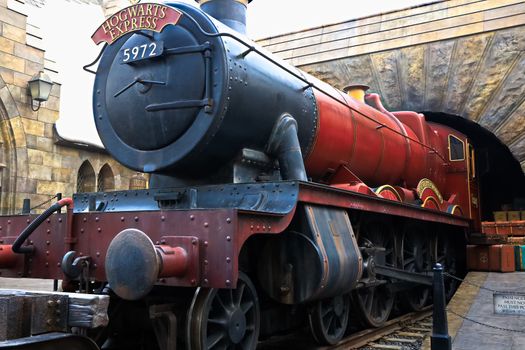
left=466, top=245, right=489, bottom=271
left=481, top=222, right=497, bottom=234
left=496, top=222, right=512, bottom=235
left=508, top=211, right=521, bottom=221
left=494, top=211, right=508, bottom=222
left=511, top=221, right=525, bottom=235
left=488, top=245, right=515, bottom=272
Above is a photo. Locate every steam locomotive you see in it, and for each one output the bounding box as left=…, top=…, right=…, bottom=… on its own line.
left=0, top=1, right=479, bottom=349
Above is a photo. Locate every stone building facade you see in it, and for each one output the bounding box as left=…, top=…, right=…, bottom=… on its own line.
left=0, top=0, right=139, bottom=214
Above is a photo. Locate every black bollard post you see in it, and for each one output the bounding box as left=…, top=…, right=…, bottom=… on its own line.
left=56, top=193, right=62, bottom=213
left=22, top=198, right=30, bottom=214
left=431, top=263, right=452, bottom=350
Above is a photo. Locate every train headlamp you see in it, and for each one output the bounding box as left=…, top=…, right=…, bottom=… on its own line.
left=28, top=71, right=53, bottom=112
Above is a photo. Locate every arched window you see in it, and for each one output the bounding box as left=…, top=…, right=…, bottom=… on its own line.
left=97, top=164, right=115, bottom=192
left=77, top=160, right=96, bottom=193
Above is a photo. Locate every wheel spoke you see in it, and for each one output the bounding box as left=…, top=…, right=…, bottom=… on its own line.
left=188, top=273, right=260, bottom=350
left=207, top=331, right=225, bottom=349
left=215, top=292, right=229, bottom=313
left=325, top=313, right=335, bottom=333
left=404, top=256, right=415, bottom=265
left=235, top=283, right=246, bottom=307
left=401, top=229, right=431, bottom=311
left=229, top=288, right=234, bottom=307
left=309, top=296, right=349, bottom=345
left=321, top=305, right=332, bottom=318
left=208, top=317, right=227, bottom=326
left=353, top=221, right=397, bottom=328
left=241, top=300, right=254, bottom=314
left=365, top=288, right=375, bottom=313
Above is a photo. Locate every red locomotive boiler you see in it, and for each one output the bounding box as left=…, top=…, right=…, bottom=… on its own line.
left=0, top=1, right=479, bottom=349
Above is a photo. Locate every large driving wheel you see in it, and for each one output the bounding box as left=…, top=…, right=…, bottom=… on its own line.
left=435, top=233, right=459, bottom=301
left=400, top=226, right=431, bottom=311
left=186, top=272, right=260, bottom=350
left=309, top=294, right=350, bottom=345
left=352, top=220, right=396, bottom=327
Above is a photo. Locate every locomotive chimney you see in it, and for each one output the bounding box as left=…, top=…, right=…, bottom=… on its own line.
left=196, top=0, right=252, bottom=34
left=343, top=84, right=370, bottom=103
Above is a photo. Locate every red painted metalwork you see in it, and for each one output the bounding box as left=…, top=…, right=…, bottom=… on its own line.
left=305, top=88, right=428, bottom=188
left=297, top=182, right=470, bottom=228
left=157, top=245, right=189, bottom=277
left=58, top=198, right=74, bottom=208
left=0, top=207, right=296, bottom=289
left=0, top=183, right=469, bottom=290
left=303, top=83, right=479, bottom=225
left=0, top=244, right=16, bottom=267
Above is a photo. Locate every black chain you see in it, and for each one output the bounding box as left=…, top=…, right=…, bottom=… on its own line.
left=18, top=194, right=58, bottom=215
left=444, top=272, right=525, bottom=293
left=443, top=272, right=525, bottom=333
left=447, top=308, right=525, bottom=333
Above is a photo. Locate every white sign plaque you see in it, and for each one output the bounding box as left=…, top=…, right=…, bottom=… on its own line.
left=494, top=293, right=525, bottom=315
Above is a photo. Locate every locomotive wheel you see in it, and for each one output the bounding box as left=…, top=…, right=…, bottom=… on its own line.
left=435, top=234, right=458, bottom=301
left=400, top=227, right=431, bottom=311
left=186, top=272, right=260, bottom=350
left=352, top=221, right=396, bottom=327
left=308, top=294, right=350, bottom=345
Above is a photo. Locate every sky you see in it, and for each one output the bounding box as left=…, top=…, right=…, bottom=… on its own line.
left=26, top=0, right=430, bottom=146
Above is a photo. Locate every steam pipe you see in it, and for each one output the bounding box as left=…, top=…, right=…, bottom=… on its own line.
left=12, top=198, right=73, bottom=254
left=266, top=115, right=307, bottom=181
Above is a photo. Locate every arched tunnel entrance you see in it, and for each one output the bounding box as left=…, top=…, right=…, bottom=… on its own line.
left=424, top=112, right=525, bottom=222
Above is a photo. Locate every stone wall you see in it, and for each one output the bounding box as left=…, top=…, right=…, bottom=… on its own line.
left=0, top=0, right=138, bottom=213
left=258, top=0, right=525, bottom=172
